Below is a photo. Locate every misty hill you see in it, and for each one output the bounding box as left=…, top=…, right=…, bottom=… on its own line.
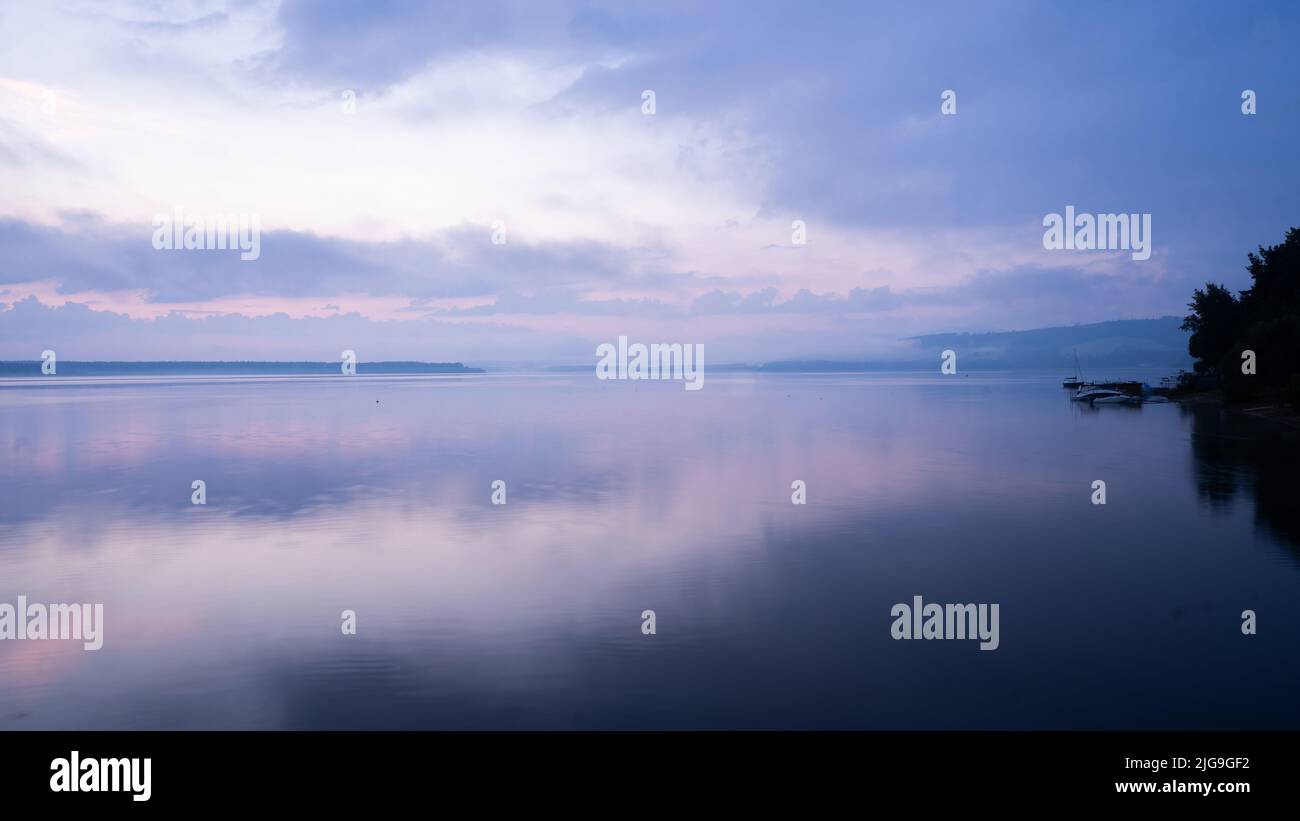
left=904, top=317, right=1192, bottom=369
left=531, top=319, right=1191, bottom=372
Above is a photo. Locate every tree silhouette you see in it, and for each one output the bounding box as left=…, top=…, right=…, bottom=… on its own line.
left=1181, top=282, right=1240, bottom=376
left=1183, top=227, right=1300, bottom=404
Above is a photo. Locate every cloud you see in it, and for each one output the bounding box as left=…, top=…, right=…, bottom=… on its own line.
left=1, top=0, right=1298, bottom=359
left=0, top=295, right=584, bottom=361
left=0, top=214, right=649, bottom=302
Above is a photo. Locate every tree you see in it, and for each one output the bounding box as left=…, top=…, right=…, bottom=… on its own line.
left=1240, top=227, right=1300, bottom=325
left=1184, top=227, right=1300, bottom=403
left=1181, top=282, right=1241, bottom=375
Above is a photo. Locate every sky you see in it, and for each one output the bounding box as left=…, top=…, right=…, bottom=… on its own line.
left=0, top=0, right=1297, bottom=362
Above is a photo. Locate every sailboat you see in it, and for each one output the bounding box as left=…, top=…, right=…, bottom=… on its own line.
left=1062, top=350, right=1083, bottom=388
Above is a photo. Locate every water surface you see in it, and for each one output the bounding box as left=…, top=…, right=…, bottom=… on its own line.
left=1, top=372, right=1297, bottom=729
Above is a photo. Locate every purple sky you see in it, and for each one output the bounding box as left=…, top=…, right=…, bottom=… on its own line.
left=1, top=0, right=1297, bottom=361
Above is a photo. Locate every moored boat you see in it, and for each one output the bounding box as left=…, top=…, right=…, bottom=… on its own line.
left=1073, top=387, right=1126, bottom=403
left=1093, top=394, right=1139, bottom=405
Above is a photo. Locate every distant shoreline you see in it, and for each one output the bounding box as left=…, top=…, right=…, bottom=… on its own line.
left=0, top=361, right=485, bottom=376
left=0, top=360, right=1187, bottom=378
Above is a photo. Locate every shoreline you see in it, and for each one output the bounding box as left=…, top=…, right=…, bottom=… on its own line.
left=1172, top=388, right=1300, bottom=433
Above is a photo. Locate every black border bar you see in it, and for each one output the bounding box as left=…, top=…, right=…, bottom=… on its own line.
left=2, top=730, right=1286, bottom=808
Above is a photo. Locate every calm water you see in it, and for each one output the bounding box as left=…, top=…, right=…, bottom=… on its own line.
left=1, top=372, right=1297, bottom=729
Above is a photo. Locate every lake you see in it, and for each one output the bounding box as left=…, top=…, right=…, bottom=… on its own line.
left=1, top=371, right=1297, bottom=729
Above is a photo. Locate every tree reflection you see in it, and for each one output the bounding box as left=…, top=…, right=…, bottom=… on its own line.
left=1185, top=402, right=1300, bottom=550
